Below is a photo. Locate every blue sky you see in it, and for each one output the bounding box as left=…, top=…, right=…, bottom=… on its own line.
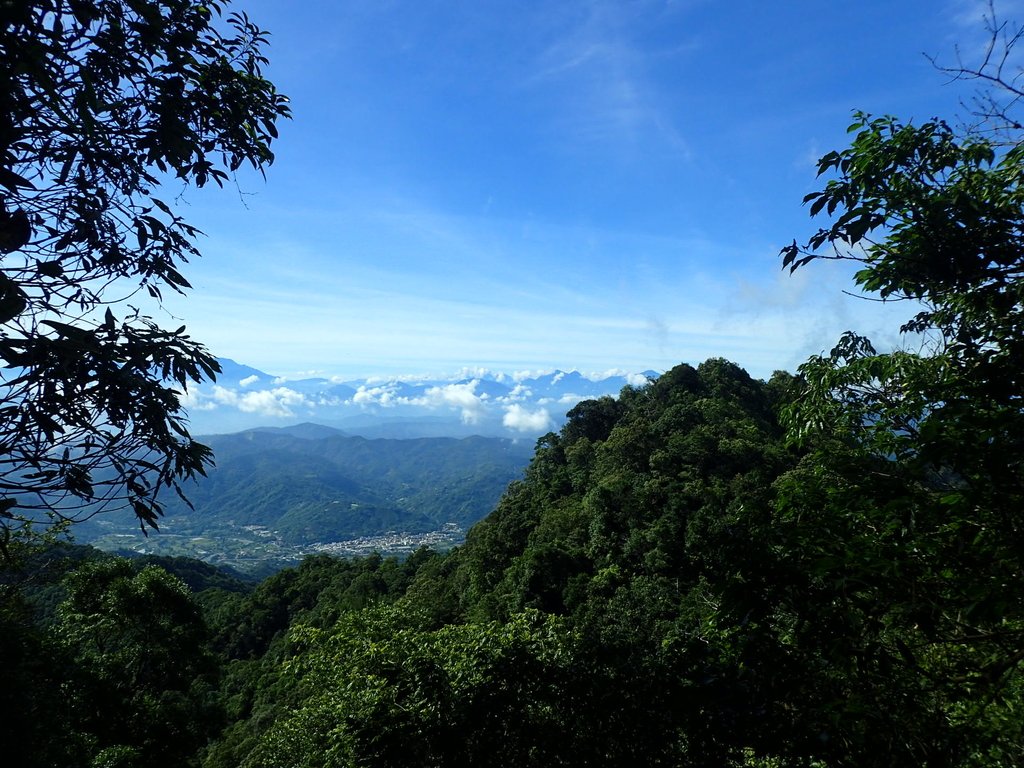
left=154, top=0, right=1014, bottom=381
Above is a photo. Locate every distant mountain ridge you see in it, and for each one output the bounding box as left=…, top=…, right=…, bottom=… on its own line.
left=181, top=359, right=658, bottom=437
left=246, top=422, right=350, bottom=440
left=76, top=364, right=658, bottom=565
left=77, top=430, right=536, bottom=548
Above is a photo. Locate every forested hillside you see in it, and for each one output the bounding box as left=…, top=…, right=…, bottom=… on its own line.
left=77, top=431, right=535, bottom=549
left=5, top=106, right=1024, bottom=768
left=3, top=1, right=1024, bottom=766
left=242, top=360, right=800, bottom=767
left=5, top=316, right=1022, bottom=765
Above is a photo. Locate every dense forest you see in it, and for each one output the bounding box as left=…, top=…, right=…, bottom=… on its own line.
left=2, top=0, right=1024, bottom=766
left=4, top=325, right=1023, bottom=766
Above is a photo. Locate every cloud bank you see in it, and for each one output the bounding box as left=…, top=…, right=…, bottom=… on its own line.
left=183, top=361, right=654, bottom=437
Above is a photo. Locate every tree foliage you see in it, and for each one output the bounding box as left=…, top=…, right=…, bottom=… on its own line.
left=5, top=6, right=1024, bottom=768
left=57, top=558, right=221, bottom=767
left=251, top=109, right=1024, bottom=767
left=0, top=0, right=288, bottom=534
left=248, top=607, right=581, bottom=768
left=774, top=106, right=1024, bottom=764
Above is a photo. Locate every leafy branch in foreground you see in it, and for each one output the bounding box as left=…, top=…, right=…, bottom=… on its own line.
left=777, top=106, right=1024, bottom=763
left=0, top=0, right=289, bottom=535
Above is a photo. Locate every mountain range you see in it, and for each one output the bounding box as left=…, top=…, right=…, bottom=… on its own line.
left=179, top=359, right=658, bottom=438
left=74, top=362, right=658, bottom=567
left=77, top=425, right=537, bottom=562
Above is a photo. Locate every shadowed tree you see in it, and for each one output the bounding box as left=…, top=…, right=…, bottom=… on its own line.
left=57, top=558, right=221, bottom=767
left=0, top=0, right=289, bottom=539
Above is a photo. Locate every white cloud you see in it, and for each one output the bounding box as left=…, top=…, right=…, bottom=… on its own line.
left=587, top=368, right=626, bottom=381
left=512, top=368, right=554, bottom=382
left=209, top=385, right=310, bottom=418
left=352, top=384, right=399, bottom=407
left=313, top=395, right=347, bottom=407
left=209, top=385, right=238, bottom=406
left=502, top=383, right=532, bottom=401
left=179, top=389, right=218, bottom=411
left=183, top=366, right=656, bottom=432
left=242, top=389, right=307, bottom=417
left=503, top=404, right=553, bottom=432
left=239, top=374, right=260, bottom=387
left=351, top=380, right=488, bottom=423
left=454, top=366, right=497, bottom=381
left=626, top=372, right=651, bottom=387
left=417, top=381, right=488, bottom=424
left=581, top=369, right=652, bottom=385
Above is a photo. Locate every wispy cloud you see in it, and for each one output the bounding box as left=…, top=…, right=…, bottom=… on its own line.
left=939, top=0, right=1024, bottom=69
left=524, top=2, right=693, bottom=157
left=156, top=0, right=975, bottom=404
left=946, top=0, right=1024, bottom=30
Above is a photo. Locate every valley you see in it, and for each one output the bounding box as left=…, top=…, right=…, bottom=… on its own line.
left=85, top=516, right=465, bottom=575
left=74, top=425, right=535, bottom=572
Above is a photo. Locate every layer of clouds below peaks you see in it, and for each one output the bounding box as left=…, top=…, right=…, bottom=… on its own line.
left=352, top=381, right=488, bottom=424
left=184, top=386, right=324, bottom=419
left=350, top=379, right=581, bottom=430
left=180, top=368, right=648, bottom=435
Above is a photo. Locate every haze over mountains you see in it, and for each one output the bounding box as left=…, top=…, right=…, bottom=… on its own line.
left=180, top=358, right=658, bottom=438
left=76, top=363, right=659, bottom=569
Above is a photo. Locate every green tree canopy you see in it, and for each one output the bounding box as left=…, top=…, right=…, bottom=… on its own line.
left=772, top=107, right=1024, bottom=764
left=249, top=607, right=593, bottom=768
left=57, top=558, right=219, bottom=765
